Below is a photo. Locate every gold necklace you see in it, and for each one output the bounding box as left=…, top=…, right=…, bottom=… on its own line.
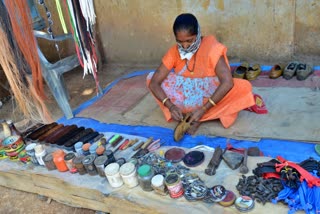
left=185, top=52, right=197, bottom=75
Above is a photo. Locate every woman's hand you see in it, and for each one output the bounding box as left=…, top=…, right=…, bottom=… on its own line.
left=189, top=107, right=206, bottom=123
left=169, top=105, right=183, bottom=121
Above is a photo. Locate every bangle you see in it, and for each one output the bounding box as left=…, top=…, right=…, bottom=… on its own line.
left=162, top=97, right=169, bottom=105
left=208, top=98, right=216, bottom=106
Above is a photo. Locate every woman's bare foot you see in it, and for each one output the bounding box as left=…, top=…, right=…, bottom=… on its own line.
left=186, top=121, right=201, bottom=135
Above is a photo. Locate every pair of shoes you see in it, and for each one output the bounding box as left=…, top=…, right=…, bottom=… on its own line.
left=246, top=64, right=261, bottom=81
left=233, top=62, right=261, bottom=80
left=283, top=61, right=313, bottom=80
left=173, top=113, right=192, bottom=142
left=269, top=64, right=285, bottom=79
left=233, top=62, right=249, bottom=79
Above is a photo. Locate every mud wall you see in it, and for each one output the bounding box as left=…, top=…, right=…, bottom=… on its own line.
left=37, top=0, right=320, bottom=64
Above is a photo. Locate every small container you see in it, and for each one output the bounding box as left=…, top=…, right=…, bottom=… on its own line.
left=165, top=173, right=184, bottom=198
left=82, top=154, right=97, bottom=176
left=73, top=156, right=86, bottom=175
left=89, top=143, right=98, bottom=155
left=94, top=155, right=108, bottom=177
left=137, top=164, right=154, bottom=191
left=116, top=157, right=126, bottom=166
left=235, top=195, right=255, bottom=212
left=104, top=149, right=115, bottom=164
left=74, top=141, right=83, bottom=155
left=151, top=174, right=168, bottom=196
left=82, top=143, right=91, bottom=156
left=96, top=146, right=105, bottom=156
left=53, top=150, right=68, bottom=172
left=25, top=143, right=38, bottom=164
left=104, top=162, right=123, bottom=188
left=34, top=144, right=46, bottom=166
left=119, top=162, right=138, bottom=188
left=43, top=153, right=56, bottom=170
left=127, top=158, right=138, bottom=167
left=64, top=152, right=76, bottom=172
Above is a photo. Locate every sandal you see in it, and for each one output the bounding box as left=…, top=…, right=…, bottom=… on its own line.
left=296, top=63, right=313, bottom=81
left=246, top=64, right=261, bottom=81
left=283, top=61, right=299, bottom=80
left=233, top=62, right=249, bottom=79
left=173, top=113, right=192, bottom=142
left=269, top=64, right=285, bottom=79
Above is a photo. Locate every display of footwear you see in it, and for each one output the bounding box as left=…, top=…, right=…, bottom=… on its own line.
left=246, top=64, right=261, bottom=81
left=269, top=64, right=285, bottom=79
left=233, top=62, right=249, bottom=79
left=296, top=63, right=313, bottom=81
left=283, top=61, right=299, bottom=80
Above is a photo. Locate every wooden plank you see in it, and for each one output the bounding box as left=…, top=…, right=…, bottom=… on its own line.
left=0, top=169, right=159, bottom=214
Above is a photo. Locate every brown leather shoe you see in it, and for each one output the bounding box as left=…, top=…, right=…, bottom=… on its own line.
left=246, top=64, right=261, bottom=81
left=233, top=62, right=249, bottom=79
left=269, top=64, right=285, bottom=79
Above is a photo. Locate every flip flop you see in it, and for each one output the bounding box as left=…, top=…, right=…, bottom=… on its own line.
left=173, top=113, right=192, bottom=142
left=245, top=94, right=268, bottom=114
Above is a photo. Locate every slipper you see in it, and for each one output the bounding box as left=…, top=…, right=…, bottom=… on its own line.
left=269, top=64, right=285, bottom=79
left=283, top=61, right=299, bottom=80
left=245, top=94, right=268, bottom=114
left=246, top=64, right=261, bottom=81
left=233, top=62, right=249, bottom=79
left=296, top=63, right=313, bottom=81
left=174, top=113, right=192, bottom=142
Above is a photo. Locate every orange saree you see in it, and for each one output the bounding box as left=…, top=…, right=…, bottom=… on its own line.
left=147, top=36, right=254, bottom=128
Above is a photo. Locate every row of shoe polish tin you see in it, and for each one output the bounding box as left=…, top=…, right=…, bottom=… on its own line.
left=233, top=61, right=314, bottom=81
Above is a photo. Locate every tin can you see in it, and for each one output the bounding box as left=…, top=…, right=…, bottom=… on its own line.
left=235, top=195, right=255, bottom=212
left=64, top=152, right=76, bottom=172
left=25, top=143, right=38, bottom=164
left=94, top=155, right=108, bottom=177
left=43, top=153, right=56, bottom=170
left=165, top=173, right=184, bottom=198
left=73, top=156, right=86, bottom=175
left=104, top=162, right=123, bottom=188
left=151, top=174, right=168, bottom=196
left=82, top=154, right=97, bottom=176
left=119, top=162, right=138, bottom=188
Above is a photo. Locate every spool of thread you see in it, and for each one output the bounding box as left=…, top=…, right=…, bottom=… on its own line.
left=82, top=154, right=97, bottom=176
left=89, top=143, right=98, bottom=155
left=74, top=141, right=83, bottom=155
left=82, top=143, right=91, bottom=156
left=43, top=153, right=56, bottom=170
left=104, top=150, right=115, bottom=164
left=109, top=134, right=122, bottom=146
left=73, top=156, right=86, bottom=175
left=165, top=173, right=184, bottom=198
left=96, top=146, right=105, bottom=156
left=53, top=150, right=68, bottom=172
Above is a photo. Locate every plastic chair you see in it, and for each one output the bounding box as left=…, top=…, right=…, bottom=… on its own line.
left=34, top=30, right=93, bottom=119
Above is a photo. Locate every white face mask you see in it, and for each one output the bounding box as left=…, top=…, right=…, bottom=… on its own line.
left=177, top=25, right=202, bottom=60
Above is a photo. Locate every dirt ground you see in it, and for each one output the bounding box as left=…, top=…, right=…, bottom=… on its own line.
left=0, top=63, right=157, bottom=214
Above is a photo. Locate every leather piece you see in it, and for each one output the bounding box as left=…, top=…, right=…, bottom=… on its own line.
left=43, top=125, right=66, bottom=142
left=55, top=127, right=85, bottom=146
left=28, top=122, right=58, bottom=140
left=63, top=128, right=94, bottom=148
left=37, top=124, right=64, bottom=142
left=22, top=123, right=44, bottom=139
left=48, top=125, right=78, bottom=144
left=77, top=131, right=100, bottom=144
